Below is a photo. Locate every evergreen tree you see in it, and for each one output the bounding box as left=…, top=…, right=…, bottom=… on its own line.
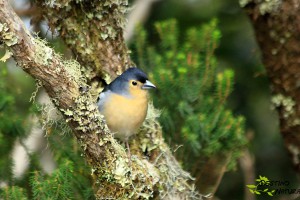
left=133, top=19, right=246, bottom=191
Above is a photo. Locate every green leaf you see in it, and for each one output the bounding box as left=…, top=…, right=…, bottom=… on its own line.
left=267, top=192, right=273, bottom=196
left=246, top=185, right=256, bottom=189
left=249, top=189, right=254, bottom=194
left=259, top=175, right=269, bottom=182
left=255, top=191, right=261, bottom=195
left=263, top=188, right=268, bottom=192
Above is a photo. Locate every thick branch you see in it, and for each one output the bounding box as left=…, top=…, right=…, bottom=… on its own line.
left=242, top=1, right=300, bottom=171
left=0, top=0, right=200, bottom=199
left=34, top=0, right=133, bottom=82
left=0, top=1, right=78, bottom=109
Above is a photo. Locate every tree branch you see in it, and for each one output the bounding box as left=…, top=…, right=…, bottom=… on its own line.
left=0, top=0, right=200, bottom=199
left=34, top=0, right=133, bottom=82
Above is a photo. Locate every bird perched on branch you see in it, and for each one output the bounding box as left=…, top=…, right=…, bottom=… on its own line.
left=97, top=67, right=156, bottom=159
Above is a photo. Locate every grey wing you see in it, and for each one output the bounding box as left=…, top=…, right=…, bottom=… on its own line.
left=97, top=90, right=111, bottom=112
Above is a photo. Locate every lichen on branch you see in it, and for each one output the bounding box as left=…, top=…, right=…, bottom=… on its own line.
left=34, top=0, right=133, bottom=82
left=0, top=0, right=201, bottom=199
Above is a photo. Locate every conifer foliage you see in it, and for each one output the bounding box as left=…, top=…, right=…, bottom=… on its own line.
left=133, top=19, right=246, bottom=172
left=0, top=68, right=94, bottom=199
left=0, top=66, right=25, bottom=184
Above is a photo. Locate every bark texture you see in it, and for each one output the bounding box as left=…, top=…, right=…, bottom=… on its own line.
left=0, top=0, right=200, bottom=199
left=243, top=0, right=300, bottom=170
left=34, top=0, right=133, bottom=82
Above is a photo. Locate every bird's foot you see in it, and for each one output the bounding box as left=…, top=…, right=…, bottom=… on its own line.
left=125, top=141, right=132, bottom=166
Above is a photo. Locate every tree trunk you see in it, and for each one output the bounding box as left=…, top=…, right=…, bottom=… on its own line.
left=242, top=1, right=300, bottom=171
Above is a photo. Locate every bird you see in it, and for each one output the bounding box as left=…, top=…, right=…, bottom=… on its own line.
left=97, top=67, right=156, bottom=159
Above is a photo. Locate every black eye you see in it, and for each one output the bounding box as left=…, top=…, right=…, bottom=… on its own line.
left=132, top=81, right=137, bottom=86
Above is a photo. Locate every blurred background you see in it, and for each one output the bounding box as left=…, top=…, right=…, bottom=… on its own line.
left=1, top=0, right=298, bottom=199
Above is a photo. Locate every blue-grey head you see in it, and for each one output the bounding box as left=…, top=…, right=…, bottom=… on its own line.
left=104, top=67, right=156, bottom=97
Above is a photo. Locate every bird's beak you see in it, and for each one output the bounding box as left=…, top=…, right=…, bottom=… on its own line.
left=142, top=80, right=156, bottom=90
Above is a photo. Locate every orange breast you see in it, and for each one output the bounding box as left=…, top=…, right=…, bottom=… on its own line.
left=102, top=93, right=148, bottom=141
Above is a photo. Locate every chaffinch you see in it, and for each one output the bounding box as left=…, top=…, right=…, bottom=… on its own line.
left=97, top=67, right=156, bottom=157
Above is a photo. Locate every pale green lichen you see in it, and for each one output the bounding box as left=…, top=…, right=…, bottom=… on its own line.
left=271, top=94, right=295, bottom=119
left=32, top=36, right=87, bottom=100
left=42, top=0, right=129, bottom=41
left=271, top=48, right=278, bottom=55
left=32, top=37, right=53, bottom=65
left=287, top=144, right=300, bottom=165
left=100, top=33, right=109, bottom=40
left=36, top=100, right=67, bottom=136
left=239, top=0, right=252, bottom=7
left=155, top=149, right=200, bottom=199
left=259, top=0, right=281, bottom=15
left=62, top=59, right=86, bottom=86
left=271, top=93, right=300, bottom=126
left=239, top=0, right=282, bottom=15
left=271, top=94, right=296, bottom=119
left=138, top=103, right=201, bottom=199
left=91, top=168, right=96, bottom=175
left=44, top=0, right=71, bottom=8
left=0, top=49, right=13, bottom=62
left=114, top=157, right=131, bottom=187
left=0, top=23, right=18, bottom=46
left=29, top=79, right=43, bottom=103
left=35, top=0, right=132, bottom=85
left=64, top=109, right=73, bottom=116
left=140, top=102, right=162, bottom=152
left=103, top=73, right=113, bottom=84
left=293, top=119, right=300, bottom=126
left=279, top=38, right=285, bottom=44
left=284, top=32, right=292, bottom=38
